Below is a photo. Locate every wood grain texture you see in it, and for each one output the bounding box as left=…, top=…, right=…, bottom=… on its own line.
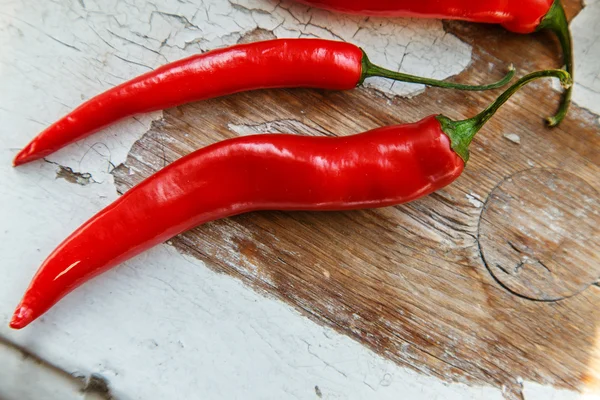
left=112, top=1, right=600, bottom=396
left=480, top=168, right=600, bottom=301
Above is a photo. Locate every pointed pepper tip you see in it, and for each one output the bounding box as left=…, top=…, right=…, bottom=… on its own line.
left=10, top=305, right=34, bottom=329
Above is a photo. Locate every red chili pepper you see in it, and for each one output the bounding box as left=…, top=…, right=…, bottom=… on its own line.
left=10, top=69, right=570, bottom=329
left=294, top=0, right=573, bottom=126
left=12, top=39, right=515, bottom=167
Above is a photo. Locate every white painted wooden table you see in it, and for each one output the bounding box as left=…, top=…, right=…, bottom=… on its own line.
left=1, top=1, right=599, bottom=399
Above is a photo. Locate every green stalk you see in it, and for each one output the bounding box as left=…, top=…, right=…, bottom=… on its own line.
left=436, top=69, right=572, bottom=163
left=538, top=0, right=573, bottom=126
left=360, top=50, right=515, bottom=91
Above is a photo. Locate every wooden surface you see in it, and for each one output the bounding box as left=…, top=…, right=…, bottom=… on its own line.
left=112, top=1, right=600, bottom=397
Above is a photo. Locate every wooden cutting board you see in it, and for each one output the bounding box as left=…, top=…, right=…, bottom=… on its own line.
left=113, top=1, right=600, bottom=397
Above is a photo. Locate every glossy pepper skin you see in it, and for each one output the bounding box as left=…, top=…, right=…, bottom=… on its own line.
left=10, top=117, right=462, bottom=329
left=10, top=70, right=572, bottom=329
left=13, top=39, right=360, bottom=166
left=295, top=0, right=573, bottom=126
left=294, top=0, right=553, bottom=33
left=12, top=38, right=515, bottom=167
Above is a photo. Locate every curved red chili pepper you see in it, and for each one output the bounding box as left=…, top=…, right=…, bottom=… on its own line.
left=12, top=38, right=515, bottom=167
left=10, top=69, right=571, bottom=329
left=294, top=0, right=573, bottom=126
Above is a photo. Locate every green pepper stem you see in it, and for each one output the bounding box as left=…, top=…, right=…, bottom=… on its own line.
left=360, top=50, right=515, bottom=91
left=538, top=0, right=573, bottom=126
left=436, top=69, right=572, bottom=163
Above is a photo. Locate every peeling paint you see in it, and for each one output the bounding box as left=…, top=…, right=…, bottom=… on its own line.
left=3, top=0, right=472, bottom=175
left=1, top=1, right=598, bottom=399
left=53, top=164, right=96, bottom=186
left=503, top=133, right=521, bottom=145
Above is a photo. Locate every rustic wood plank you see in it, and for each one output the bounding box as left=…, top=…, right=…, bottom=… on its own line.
left=112, top=1, right=600, bottom=396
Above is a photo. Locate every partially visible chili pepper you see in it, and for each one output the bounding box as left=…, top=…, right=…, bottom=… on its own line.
left=10, top=69, right=571, bottom=329
left=294, top=0, right=573, bottom=126
left=12, top=39, right=515, bottom=167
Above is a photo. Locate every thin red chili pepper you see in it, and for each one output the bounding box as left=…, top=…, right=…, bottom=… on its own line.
left=10, top=69, right=571, bottom=329
left=12, top=38, right=515, bottom=167
left=294, top=0, right=573, bottom=126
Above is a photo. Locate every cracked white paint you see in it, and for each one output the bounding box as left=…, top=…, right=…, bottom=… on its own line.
left=0, top=0, right=599, bottom=399
left=2, top=0, right=472, bottom=174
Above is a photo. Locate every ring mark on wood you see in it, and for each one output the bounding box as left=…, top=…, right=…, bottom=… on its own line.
left=478, top=168, right=600, bottom=301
